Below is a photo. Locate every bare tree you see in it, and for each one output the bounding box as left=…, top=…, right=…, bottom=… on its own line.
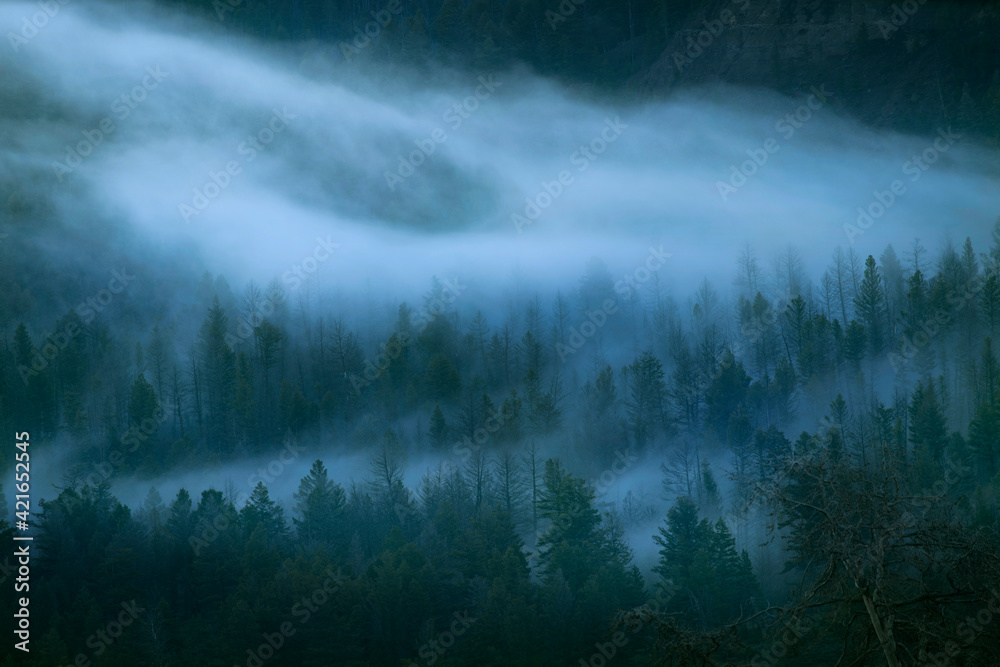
left=736, top=242, right=762, bottom=299
left=493, top=447, right=527, bottom=524
left=660, top=438, right=699, bottom=499
left=831, top=246, right=853, bottom=324
left=761, top=449, right=1000, bottom=667
left=464, top=447, right=493, bottom=518
left=521, top=439, right=541, bottom=536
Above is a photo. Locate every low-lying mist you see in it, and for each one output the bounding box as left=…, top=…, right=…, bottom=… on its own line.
left=3, top=0, right=998, bottom=590
left=3, top=1, right=998, bottom=303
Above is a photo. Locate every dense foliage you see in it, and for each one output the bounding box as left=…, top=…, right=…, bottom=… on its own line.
left=2, top=225, right=1000, bottom=665
left=147, top=0, right=1000, bottom=141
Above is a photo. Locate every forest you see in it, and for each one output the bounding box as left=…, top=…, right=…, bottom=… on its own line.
left=2, top=226, right=1000, bottom=665
left=3, top=0, right=1000, bottom=664
left=154, top=0, right=1000, bottom=139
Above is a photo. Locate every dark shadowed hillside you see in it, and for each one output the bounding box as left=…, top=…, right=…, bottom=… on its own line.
left=1, top=1, right=999, bottom=665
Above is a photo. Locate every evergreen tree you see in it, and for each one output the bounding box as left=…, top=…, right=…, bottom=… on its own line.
left=428, top=404, right=449, bottom=448
left=293, top=459, right=346, bottom=546
left=198, top=296, right=237, bottom=453
left=128, top=373, right=159, bottom=428
left=240, top=481, right=289, bottom=544
left=653, top=497, right=758, bottom=629
left=536, top=459, right=601, bottom=588
left=425, top=353, right=461, bottom=400
left=910, top=380, right=948, bottom=464
left=968, top=400, right=1000, bottom=484
left=705, top=350, right=751, bottom=435
left=855, top=254, right=887, bottom=354
left=623, top=351, right=668, bottom=448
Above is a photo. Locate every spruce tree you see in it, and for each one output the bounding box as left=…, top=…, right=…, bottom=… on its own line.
left=855, top=255, right=887, bottom=354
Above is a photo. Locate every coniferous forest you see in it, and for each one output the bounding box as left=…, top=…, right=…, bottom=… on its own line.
left=2, top=1, right=1000, bottom=666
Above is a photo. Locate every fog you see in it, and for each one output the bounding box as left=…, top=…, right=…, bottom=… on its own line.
left=4, top=0, right=999, bottom=590
left=4, top=2, right=998, bottom=304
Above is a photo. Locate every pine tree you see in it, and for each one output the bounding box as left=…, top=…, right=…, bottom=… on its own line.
left=293, top=460, right=346, bottom=546
left=240, top=481, right=289, bottom=544
left=968, top=401, right=1000, bottom=485
left=830, top=393, right=849, bottom=432
left=701, top=460, right=722, bottom=517
left=705, top=350, right=751, bottom=436
left=428, top=404, right=448, bottom=448
left=826, top=427, right=844, bottom=462
left=233, top=351, right=256, bottom=449
left=127, top=373, right=161, bottom=468
left=653, top=497, right=758, bottom=627
left=432, top=0, right=468, bottom=50
left=880, top=244, right=906, bottom=337
left=140, top=486, right=166, bottom=528
left=623, top=351, right=667, bottom=448
left=910, top=380, right=948, bottom=465
left=493, top=448, right=527, bottom=524
left=670, top=343, right=702, bottom=432
left=579, top=256, right=615, bottom=311
left=535, top=459, right=601, bottom=587
left=855, top=255, right=887, bottom=354
left=13, top=322, right=55, bottom=436
left=198, top=296, right=237, bottom=454
left=982, top=274, right=1000, bottom=338
left=128, top=373, right=159, bottom=428
left=653, top=496, right=709, bottom=595
left=424, top=353, right=461, bottom=400
left=278, top=380, right=311, bottom=433
left=499, top=389, right=524, bottom=445
left=752, top=425, right=792, bottom=482
left=707, top=518, right=760, bottom=623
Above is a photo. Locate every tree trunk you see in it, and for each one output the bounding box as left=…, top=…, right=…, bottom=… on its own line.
left=860, top=591, right=899, bottom=667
